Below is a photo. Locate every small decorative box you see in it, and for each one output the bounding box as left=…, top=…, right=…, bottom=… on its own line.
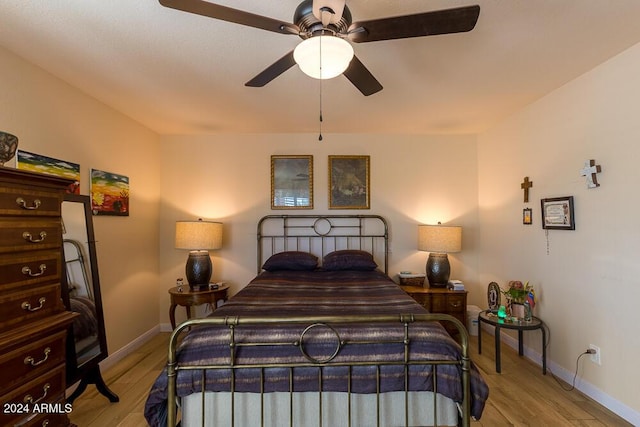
left=398, top=272, right=426, bottom=287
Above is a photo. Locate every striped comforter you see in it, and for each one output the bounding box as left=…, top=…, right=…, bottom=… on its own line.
left=144, top=270, right=488, bottom=425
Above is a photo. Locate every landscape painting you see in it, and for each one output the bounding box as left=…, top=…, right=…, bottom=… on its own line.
left=90, top=168, right=129, bottom=216
left=16, top=150, right=80, bottom=194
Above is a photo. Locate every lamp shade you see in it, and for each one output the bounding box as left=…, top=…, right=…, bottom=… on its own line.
left=418, top=224, right=462, bottom=254
left=175, top=219, right=223, bottom=250
left=294, top=35, right=354, bottom=80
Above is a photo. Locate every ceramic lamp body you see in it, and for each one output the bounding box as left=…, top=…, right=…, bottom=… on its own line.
left=426, top=253, right=450, bottom=288
left=185, top=250, right=212, bottom=290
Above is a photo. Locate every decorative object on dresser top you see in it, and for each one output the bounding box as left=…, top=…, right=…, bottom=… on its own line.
left=0, top=131, right=19, bottom=165
left=175, top=219, right=223, bottom=291
left=397, top=271, right=426, bottom=286
left=144, top=215, right=488, bottom=427
left=16, top=150, right=81, bottom=195
left=418, top=222, right=462, bottom=287
left=0, top=166, right=78, bottom=427
left=62, top=194, right=118, bottom=405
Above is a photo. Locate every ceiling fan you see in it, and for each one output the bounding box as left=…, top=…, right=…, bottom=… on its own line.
left=158, top=0, right=480, bottom=96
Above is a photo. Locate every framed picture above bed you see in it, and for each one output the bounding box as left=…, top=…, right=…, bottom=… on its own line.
left=328, top=155, right=370, bottom=209
left=271, top=155, right=313, bottom=209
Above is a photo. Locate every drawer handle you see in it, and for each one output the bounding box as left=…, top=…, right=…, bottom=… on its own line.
left=24, top=347, right=51, bottom=367
left=21, top=297, right=46, bottom=312
left=450, top=301, right=462, bottom=308
left=22, top=264, right=47, bottom=277
left=15, top=197, right=42, bottom=210
left=42, top=420, right=50, bottom=427
left=22, top=231, right=47, bottom=243
left=23, top=383, right=50, bottom=405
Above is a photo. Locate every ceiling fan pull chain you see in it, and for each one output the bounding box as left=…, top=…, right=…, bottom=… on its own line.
left=318, top=34, right=323, bottom=141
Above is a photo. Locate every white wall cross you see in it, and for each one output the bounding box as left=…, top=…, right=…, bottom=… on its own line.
left=580, top=159, right=601, bottom=188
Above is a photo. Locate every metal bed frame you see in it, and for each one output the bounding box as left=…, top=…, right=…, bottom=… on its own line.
left=164, top=215, right=472, bottom=427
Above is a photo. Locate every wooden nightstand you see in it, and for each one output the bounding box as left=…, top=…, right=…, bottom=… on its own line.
left=401, top=285, right=467, bottom=336
left=168, top=283, right=229, bottom=329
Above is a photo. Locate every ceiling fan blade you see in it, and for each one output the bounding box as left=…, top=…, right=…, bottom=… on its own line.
left=342, top=55, right=383, bottom=96
left=159, top=0, right=299, bottom=35
left=348, top=5, right=480, bottom=43
left=245, top=51, right=297, bottom=87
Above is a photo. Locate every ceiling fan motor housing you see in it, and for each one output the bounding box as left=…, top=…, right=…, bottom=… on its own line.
left=294, top=0, right=352, bottom=38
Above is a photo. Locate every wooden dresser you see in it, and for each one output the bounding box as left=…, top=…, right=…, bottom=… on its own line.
left=0, top=166, right=78, bottom=427
left=401, top=285, right=468, bottom=336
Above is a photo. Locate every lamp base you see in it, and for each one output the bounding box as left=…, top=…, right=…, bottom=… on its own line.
left=426, top=253, right=450, bottom=288
left=185, top=250, right=212, bottom=291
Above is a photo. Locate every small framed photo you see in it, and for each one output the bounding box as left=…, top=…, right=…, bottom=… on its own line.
left=541, top=196, right=574, bottom=230
left=271, top=155, right=313, bottom=209
left=329, top=155, right=370, bottom=209
left=523, top=208, right=532, bottom=225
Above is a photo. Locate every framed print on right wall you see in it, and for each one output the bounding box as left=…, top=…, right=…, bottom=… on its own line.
left=541, top=196, right=574, bottom=230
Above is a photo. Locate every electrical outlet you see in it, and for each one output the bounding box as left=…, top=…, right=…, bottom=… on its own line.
left=589, top=344, right=601, bottom=365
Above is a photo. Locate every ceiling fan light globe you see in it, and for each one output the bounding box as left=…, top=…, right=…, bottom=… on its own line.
left=294, top=35, right=354, bottom=80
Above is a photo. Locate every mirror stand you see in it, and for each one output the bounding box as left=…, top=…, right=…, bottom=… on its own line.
left=62, top=194, right=119, bottom=404
left=68, top=365, right=119, bottom=404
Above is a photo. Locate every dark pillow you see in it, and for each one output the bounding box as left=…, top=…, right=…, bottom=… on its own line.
left=262, top=251, right=318, bottom=271
left=322, top=250, right=378, bottom=271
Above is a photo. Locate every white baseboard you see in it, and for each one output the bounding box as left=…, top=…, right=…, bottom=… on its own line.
left=99, top=324, right=161, bottom=372
left=480, top=323, right=640, bottom=426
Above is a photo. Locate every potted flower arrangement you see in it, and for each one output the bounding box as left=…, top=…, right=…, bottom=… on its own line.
left=503, top=281, right=535, bottom=319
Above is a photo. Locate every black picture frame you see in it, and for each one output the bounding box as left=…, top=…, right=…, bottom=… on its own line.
left=541, top=196, right=575, bottom=230
left=523, top=208, right=532, bottom=225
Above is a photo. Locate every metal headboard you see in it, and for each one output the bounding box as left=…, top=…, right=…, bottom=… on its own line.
left=257, top=215, right=389, bottom=274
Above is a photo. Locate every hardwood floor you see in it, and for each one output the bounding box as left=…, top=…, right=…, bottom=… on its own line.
left=69, top=330, right=631, bottom=426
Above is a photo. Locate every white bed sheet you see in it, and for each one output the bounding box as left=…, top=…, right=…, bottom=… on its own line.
left=182, top=390, right=459, bottom=427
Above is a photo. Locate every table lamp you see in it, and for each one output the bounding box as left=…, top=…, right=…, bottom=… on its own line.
left=418, top=223, right=462, bottom=288
left=175, top=219, right=223, bottom=291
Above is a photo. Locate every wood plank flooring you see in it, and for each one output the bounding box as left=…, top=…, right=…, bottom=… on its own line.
left=69, top=330, right=632, bottom=426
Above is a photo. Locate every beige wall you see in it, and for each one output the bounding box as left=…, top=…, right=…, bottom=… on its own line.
left=478, top=42, right=640, bottom=421
left=158, top=133, right=480, bottom=325
left=0, top=46, right=162, bottom=353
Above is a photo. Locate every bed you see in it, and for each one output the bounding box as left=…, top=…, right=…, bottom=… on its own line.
left=145, top=215, right=488, bottom=426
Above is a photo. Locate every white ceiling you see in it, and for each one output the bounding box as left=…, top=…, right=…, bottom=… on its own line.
left=2, top=0, right=640, bottom=135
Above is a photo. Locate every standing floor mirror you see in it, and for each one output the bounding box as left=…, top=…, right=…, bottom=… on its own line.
left=61, top=194, right=119, bottom=404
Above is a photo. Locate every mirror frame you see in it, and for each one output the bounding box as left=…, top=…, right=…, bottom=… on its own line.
left=62, top=194, right=117, bottom=403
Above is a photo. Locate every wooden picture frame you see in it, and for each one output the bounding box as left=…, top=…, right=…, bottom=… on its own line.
left=541, top=196, right=574, bottom=230
left=271, top=155, right=313, bottom=209
left=523, top=208, right=532, bottom=225
left=328, top=155, right=370, bottom=209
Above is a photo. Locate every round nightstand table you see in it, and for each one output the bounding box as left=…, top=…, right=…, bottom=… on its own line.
left=478, top=309, right=546, bottom=374
left=168, top=283, right=230, bottom=329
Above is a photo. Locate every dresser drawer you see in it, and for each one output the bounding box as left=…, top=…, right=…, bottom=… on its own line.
left=0, top=284, right=63, bottom=332
left=0, top=364, right=66, bottom=427
left=0, top=251, right=61, bottom=292
left=0, top=330, right=67, bottom=396
left=0, top=185, right=63, bottom=217
left=445, top=293, right=466, bottom=314
left=0, top=220, right=62, bottom=254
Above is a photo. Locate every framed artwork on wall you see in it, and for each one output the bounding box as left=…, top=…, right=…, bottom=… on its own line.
left=541, top=196, right=574, bottom=230
left=271, top=155, right=313, bottom=209
left=523, top=208, right=532, bottom=225
left=328, top=155, right=370, bottom=209
left=90, top=168, right=130, bottom=216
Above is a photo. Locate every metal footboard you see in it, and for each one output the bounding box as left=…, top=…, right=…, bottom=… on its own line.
left=166, top=314, right=471, bottom=427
